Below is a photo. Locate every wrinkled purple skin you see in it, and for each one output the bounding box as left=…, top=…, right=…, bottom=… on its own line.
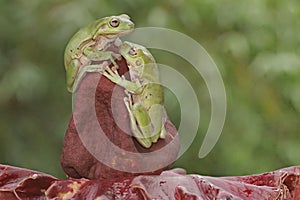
left=0, top=165, right=57, bottom=200
left=0, top=165, right=300, bottom=199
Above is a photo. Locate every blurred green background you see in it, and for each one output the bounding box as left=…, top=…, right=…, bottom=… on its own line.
left=1, top=0, right=299, bottom=178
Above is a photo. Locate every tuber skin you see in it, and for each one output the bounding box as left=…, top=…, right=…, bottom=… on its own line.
left=60, top=56, right=180, bottom=180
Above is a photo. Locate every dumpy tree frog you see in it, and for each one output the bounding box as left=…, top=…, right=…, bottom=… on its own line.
left=64, top=14, right=134, bottom=92
left=103, top=41, right=166, bottom=148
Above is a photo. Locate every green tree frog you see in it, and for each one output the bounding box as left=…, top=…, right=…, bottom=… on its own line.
left=64, top=14, right=134, bottom=92
left=103, top=41, right=166, bottom=148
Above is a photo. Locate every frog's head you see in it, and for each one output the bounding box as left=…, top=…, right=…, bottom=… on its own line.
left=92, top=14, right=134, bottom=39
left=120, top=41, right=154, bottom=68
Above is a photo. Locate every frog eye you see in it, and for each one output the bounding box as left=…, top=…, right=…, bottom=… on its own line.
left=109, top=18, right=120, bottom=27
left=129, top=47, right=137, bottom=56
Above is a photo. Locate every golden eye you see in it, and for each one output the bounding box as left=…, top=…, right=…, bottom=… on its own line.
left=129, top=47, right=137, bottom=56
left=109, top=18, right=120, bottom=27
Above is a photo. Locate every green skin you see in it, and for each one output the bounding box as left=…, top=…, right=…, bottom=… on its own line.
left=64, top=14, right=134, bottom=93
left=103, top=41, right=166, bottom=148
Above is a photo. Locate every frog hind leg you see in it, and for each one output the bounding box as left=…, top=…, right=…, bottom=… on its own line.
left=131, top=102, right=166, bottom=146
left=147, top=104, right=165, bottom=142
left=124, top=98, right=152, bottom=148
left=66, top=60, right=80, bottom=93
left=160, top=123, right=167, bottom=139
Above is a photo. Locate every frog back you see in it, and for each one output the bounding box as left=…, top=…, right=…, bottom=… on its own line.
left=64, top=19, right=104, bottom=68
left=140, top=83, right=164, bottom=110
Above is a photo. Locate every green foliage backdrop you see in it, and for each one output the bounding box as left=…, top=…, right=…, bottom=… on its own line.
left=0, top=0, right=299, bottom=178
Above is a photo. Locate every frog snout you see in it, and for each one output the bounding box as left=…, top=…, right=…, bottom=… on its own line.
left=129, top=22, right=134, bottom=29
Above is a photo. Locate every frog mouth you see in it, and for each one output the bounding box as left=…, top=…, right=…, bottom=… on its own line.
left=105, top=29, right=133, bottom=39
left=120, top=28, right=134, bottom=36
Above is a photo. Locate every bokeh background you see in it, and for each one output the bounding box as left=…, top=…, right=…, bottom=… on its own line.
left=1, top=0, right=299, bottom=178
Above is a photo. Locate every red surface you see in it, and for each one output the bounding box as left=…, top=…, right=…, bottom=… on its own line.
left=0, top=165, right=57, bottom=200
left=1, top=165, right=300, bottom=199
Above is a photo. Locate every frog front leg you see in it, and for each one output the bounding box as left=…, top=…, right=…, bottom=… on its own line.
left=103, top=67, right=156, bottom=147
left=102, top=66, right=142, bottom=93
left=72, top=45, right=123, bottom=93
left=83, top=46, right=121, bottom=68
left=67, top=53, right=121, bottom=93
left=72, top=62, right=109, bottom=93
